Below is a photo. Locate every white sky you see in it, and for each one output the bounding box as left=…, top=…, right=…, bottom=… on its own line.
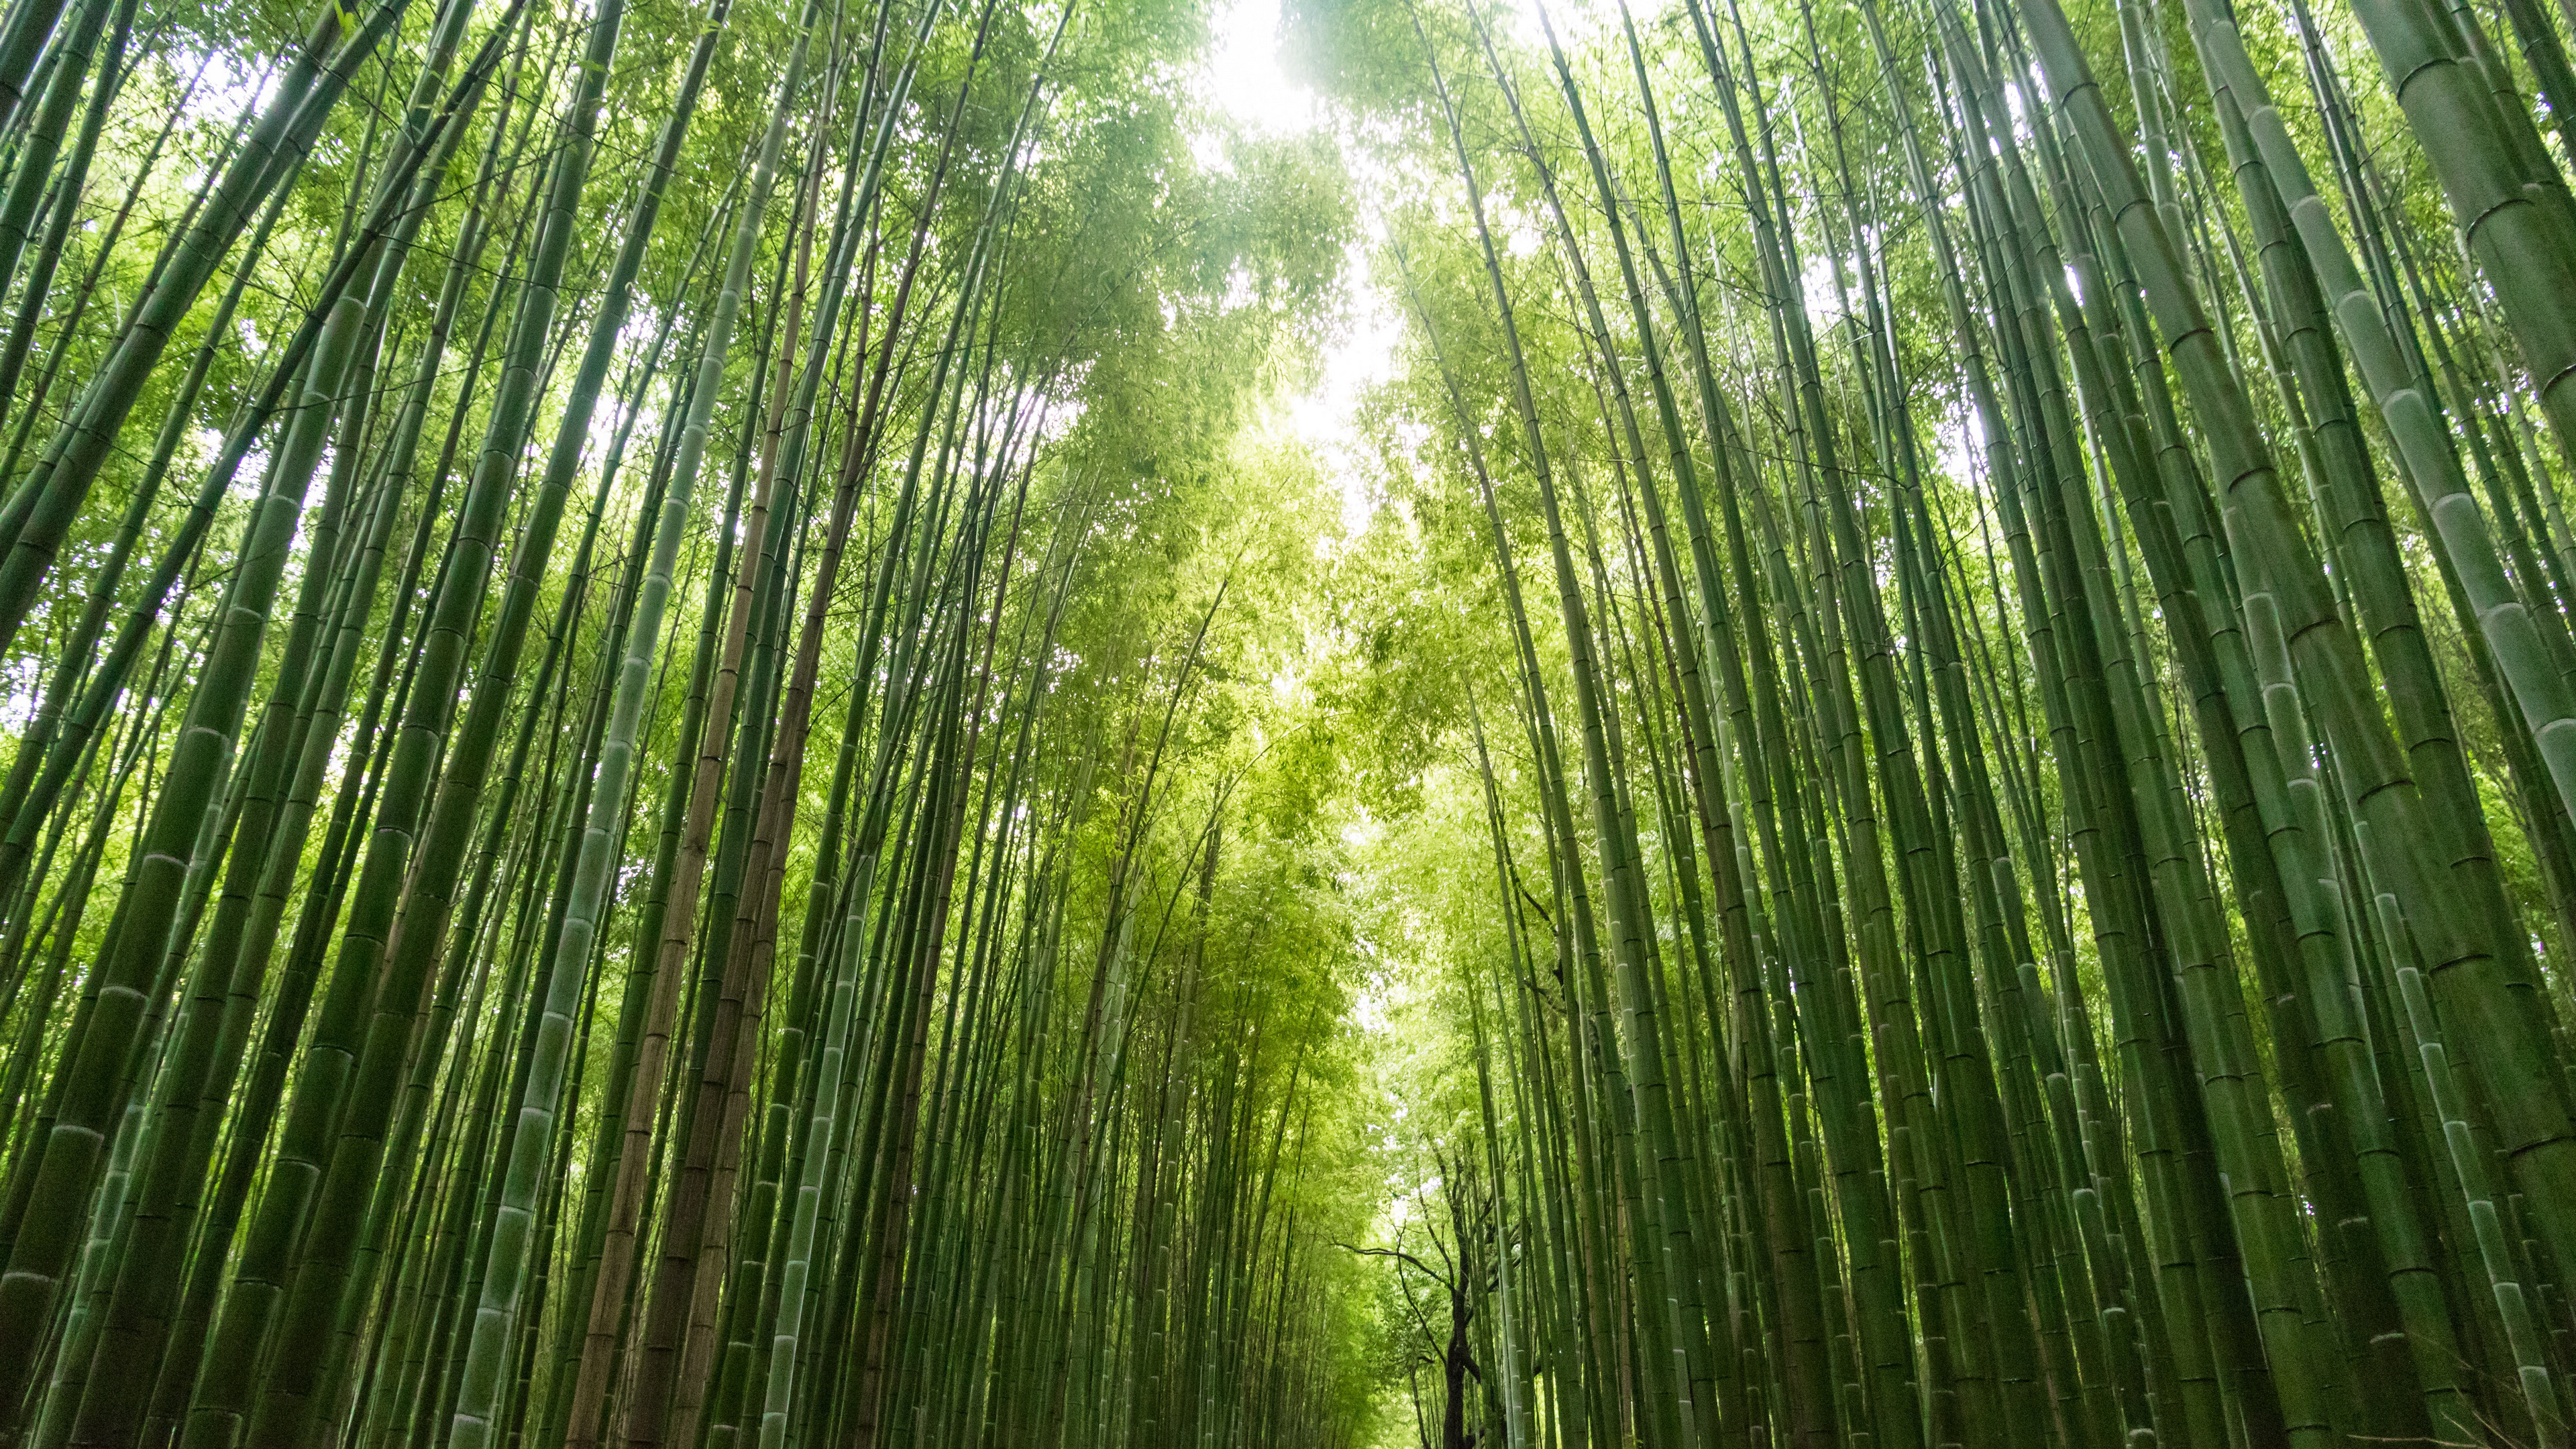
left=1199, top=0, right=1402, bottom=540
left=1190, top=0, right=1607, bottom=543
left=1205, top=0, right=1318, bottom=133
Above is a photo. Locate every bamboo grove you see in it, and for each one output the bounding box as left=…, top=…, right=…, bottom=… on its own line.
left=0, top=0, right=1397, bottom=1438
left=9, top=0, right=2576, bottom=1431
left=1295, top=0, right=2576, bottom=1437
